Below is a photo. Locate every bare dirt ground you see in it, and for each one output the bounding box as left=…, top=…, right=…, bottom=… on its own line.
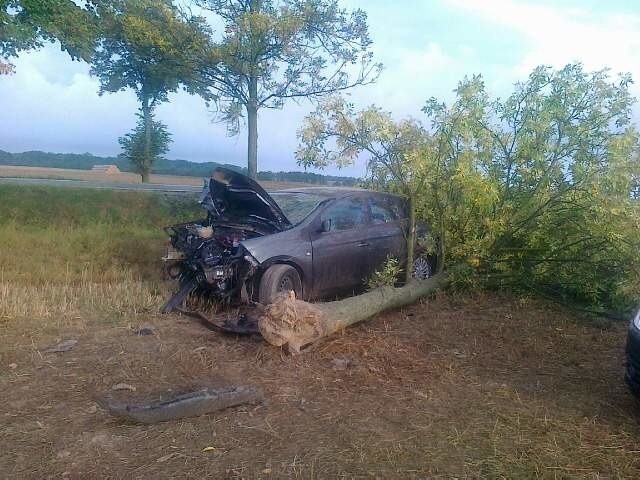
left=0, top=165, right=309, bottom=191
left=2, top=292, right=639, bottom=479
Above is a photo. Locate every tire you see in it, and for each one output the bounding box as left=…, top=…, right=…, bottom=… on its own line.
left=258, top=264, right=303, bottom=305
left=412, top=256, right=433, bottom=280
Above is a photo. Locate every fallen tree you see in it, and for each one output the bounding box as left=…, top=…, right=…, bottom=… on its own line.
left=258, top=269, right=454, bottom=353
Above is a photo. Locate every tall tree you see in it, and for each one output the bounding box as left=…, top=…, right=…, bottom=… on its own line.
left=198, top=0, right=381, bottom=179
left=0, top=0, right=95, bottom=74
left=91, top=0, right=211, bottom=181
left=119, top=110, right=172, bottom=182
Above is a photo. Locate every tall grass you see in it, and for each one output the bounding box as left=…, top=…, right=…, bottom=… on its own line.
left=0, top=185, right=202, bottom=322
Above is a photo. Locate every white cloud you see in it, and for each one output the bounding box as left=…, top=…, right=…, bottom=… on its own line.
left=449, top=0, right=640, bottom=84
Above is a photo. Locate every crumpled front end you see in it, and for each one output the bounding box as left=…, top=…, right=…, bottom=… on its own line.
left=161, top=221, right=261, bottom=314
left=161, top=167, right=294, bottom=316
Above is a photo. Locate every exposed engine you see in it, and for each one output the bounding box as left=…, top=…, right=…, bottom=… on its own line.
left=161, top=167, right=291, bottom=315
left=161, top=221, right=261, bottom=313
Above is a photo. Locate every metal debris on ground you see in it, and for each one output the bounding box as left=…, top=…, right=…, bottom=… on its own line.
left=104, top=385, right=264, bottom=424
left=134, top=325, right=156, bottom=336
left=42, top=339, right=78, bottom=353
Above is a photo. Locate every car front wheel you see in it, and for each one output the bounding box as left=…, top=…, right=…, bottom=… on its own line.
left=258, top=264, right=303, bottom=304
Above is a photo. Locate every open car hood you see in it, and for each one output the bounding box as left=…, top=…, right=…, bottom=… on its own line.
left=199, top=167, right=292, bottom=232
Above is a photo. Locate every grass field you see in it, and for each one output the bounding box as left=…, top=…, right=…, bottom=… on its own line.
left=1, top=184, right=640, bottom=478
left=0, top=185, right=202, bottom=322
left=0, top=165, right=310, bottom=191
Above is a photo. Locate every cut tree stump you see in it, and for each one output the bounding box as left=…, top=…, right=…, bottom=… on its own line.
left=258, top=269, right=453, bottom=353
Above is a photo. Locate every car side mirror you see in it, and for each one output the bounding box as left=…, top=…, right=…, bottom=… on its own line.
left=320, top=218, right=332, bottom=233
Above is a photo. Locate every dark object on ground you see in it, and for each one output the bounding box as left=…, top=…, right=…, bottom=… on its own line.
left=625, top=308, right=640, bottom=399
left=176, top=307, right=261, bottom=335
left=161, top=167, right=435, bottom=312
left=259, top=269, right=453, bottom=353
left=105, top=386, right=264, bottom=424
left=134, top=325, right=155, bottom=336
left=42, top=339, right=77, bottom=353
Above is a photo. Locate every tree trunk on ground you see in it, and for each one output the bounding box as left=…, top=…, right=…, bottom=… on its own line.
left=141, top=96, right=152, bottom=184
left=247, top=75, right=259, bottom=180
left=259, top=268, right=454, bottom=354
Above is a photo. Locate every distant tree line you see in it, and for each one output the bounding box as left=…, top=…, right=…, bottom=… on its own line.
left=0, top=149, right=358, bottom=185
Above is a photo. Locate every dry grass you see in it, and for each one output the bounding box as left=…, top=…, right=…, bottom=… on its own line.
left=0, top=165, right=309, bottom=190
left=1, top=293, right=639, bottom=479
left=0, top=276, right=162, bottom=323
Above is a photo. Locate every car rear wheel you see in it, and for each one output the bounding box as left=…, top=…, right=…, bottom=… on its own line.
left=258, top=264, right=302, bottom=304
left=412, top=256, right=433, bottom=280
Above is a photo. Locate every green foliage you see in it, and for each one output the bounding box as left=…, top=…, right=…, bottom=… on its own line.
left=436, top=65, right=639, bottom=314
left=0, top=185, right=203, bottom=285
left=118, top=110, right=172, bottom=181
left=91, top=0, right=212, bottom=180
left=298, top=63, right=640, bottom=315
left=0, top=184, right=201, bottom=228
left=91, top=0, right=210, bottom=105
left=197, top=0, right=381, bottom=176
left=366, top=255, right=402, bottom=290
left=0, top=0, right=96, bottom=73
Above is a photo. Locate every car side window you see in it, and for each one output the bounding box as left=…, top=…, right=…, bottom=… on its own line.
left=322, top=197, right=366, bottom=231
left=368, top=197, right=397, bottom=224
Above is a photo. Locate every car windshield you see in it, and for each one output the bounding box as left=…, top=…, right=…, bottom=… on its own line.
left=270, top=192, right=325, bottom=225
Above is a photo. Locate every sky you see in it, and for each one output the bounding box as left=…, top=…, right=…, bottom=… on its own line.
left=1, top=0, right=639, bottom=177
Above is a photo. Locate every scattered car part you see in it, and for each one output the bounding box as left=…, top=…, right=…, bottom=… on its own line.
left=42, top=339, right=77, bottom=353
left=175, top=306, right=261, bottom=335
left=105, top=385, right=264, bottom=424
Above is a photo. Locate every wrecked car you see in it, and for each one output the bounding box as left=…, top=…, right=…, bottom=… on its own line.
left=162, top=167, right=434, bottom=313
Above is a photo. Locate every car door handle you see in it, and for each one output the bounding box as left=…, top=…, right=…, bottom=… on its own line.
left=357, top=242, right=370, bottom=247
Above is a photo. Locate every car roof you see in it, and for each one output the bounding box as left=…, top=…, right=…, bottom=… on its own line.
left=272, top=186, right=402, bottom=200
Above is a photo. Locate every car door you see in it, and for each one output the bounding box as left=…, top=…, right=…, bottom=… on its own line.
left=363, top=195, right=407, bottom=280
left=310, top=195, right=371, bottom=298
